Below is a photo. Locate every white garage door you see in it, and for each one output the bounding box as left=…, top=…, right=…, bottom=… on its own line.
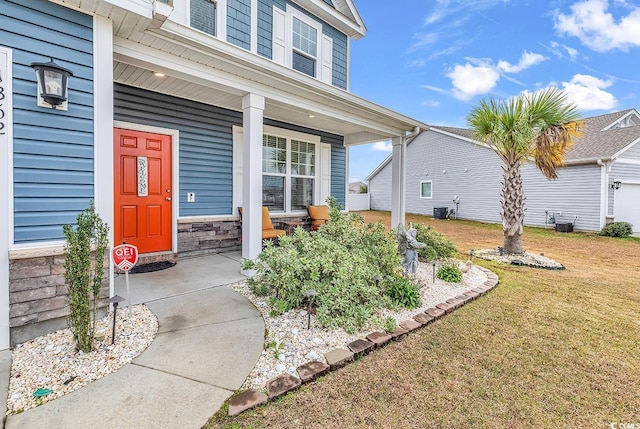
left=615, top=183, right=640, bottom=233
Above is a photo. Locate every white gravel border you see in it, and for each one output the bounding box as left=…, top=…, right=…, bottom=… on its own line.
left=6, top=304, right=158, bottom=415
left=231, top=260, right=488, bottom=391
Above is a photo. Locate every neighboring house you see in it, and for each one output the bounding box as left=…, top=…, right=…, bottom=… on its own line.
left=348, top=181, right=366, bottom=193
left=0, top=0, right=426, bottom=348
left=368, top=109, right=640, bottom=233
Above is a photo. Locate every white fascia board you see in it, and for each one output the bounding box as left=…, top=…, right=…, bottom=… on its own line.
left=430, top=127, right=490, bottom=148
left=59, top=0, right=154, bottom=19
left=114, top=43, right=406, bottom=138
left=610, top=137, right=640, bottom=161
left=600, top=109, right=640, bottom=131
left=288, top=0, right=365, bottom=39
left=364, top=154, right=392, bottom=182
left=113, top=33, right=423, bottom=136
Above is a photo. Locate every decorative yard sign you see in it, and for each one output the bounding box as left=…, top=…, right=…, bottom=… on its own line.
left=112, top=243, right=138, bottom=315
left=113, top=243, right=139, bottom=271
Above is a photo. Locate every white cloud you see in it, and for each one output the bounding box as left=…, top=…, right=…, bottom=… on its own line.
left=422, top=84, right=449, bottom=95
left=554, top=0, right=640, bottom=52
left=423, top=99, right=441, bottom=107
left=497, top=51, right=547, bottom=73
left=447, top=63, right=500, bottom=101
left=371, top=141, right=392, bottom=152
left=561, top=74, right=618, bottom=110
left=444, top=50, right=547, bottom=101
left=409, top=32, right=440, bottom=52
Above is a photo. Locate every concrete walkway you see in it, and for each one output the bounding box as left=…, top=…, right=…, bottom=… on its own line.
left=4, top=252, right=264, bottom=429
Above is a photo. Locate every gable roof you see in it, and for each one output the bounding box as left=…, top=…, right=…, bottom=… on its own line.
left=432, top=109, right=640, bottom=163
left=365, top=109, right=640, bottom=181
left=292, top=0, right=366, bottom=39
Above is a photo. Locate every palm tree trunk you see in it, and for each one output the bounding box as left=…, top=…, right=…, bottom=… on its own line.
left=501, top=160, right=525, bottom=254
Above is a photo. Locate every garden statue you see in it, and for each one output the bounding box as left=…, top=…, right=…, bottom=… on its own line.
left=397, top=224, right=427, bottom=274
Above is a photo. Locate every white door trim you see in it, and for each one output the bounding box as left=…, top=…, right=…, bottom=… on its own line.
left=113, top=121, right=180, bottom=255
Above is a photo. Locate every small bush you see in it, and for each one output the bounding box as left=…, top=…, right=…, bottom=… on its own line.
left=436, top=261, right=463, bottom=283
left=243, top=197, right=411, bottom=332
left=383, top=317, right=397, bottom=333
left=413, top=224, right=457, bottom=260
left=385, top=276, right=420, bottom=309
left=600, top=222, right=633, bottom=237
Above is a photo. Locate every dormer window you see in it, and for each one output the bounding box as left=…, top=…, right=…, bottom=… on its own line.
left=292, top=17, right=318, bottom=77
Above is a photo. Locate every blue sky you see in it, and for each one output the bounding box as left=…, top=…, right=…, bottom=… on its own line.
left=347, top=0, right=640, bottom=183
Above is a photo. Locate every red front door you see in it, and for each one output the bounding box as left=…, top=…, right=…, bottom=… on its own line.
left=114, top=128, right=172, bottom=254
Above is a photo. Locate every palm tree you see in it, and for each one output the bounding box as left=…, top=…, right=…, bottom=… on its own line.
left=467, top=88, right=582, bottom=254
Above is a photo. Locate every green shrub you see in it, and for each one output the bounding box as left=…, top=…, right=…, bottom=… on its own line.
left=413, top=224, right=457, bottom=260
left=63, top=202, right=109, bottom=353
left=242, top=197, right=413, bottom=332
left=383, top=317, right=397, bottom=333
left=600, top=222, right=633, bottom=237
left=436, top=260, right=463, bottom=283
left=385, top=276, right=420, bottom=309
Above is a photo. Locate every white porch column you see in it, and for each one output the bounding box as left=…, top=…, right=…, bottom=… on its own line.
left=241, top=93, right=265, bottom=268
left=391, top=136, right=405, bottom=228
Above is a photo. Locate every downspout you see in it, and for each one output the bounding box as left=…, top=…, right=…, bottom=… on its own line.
left=597, top=159, right=610, bottom=228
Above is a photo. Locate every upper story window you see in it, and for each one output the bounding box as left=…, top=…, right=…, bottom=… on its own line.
left=191, top=0, right=217, bottom=36
left=292, top=17, right=317, bottom=77
left=272, top=6, right=332, bottom=85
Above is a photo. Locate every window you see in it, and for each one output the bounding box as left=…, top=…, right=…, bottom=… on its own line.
left=191, top=0, right=217, bottom=36
left=420, top=181, right=432, bottom=199
left=263, top=134, right=316, bottom=212
left=292, top=17, right=317, bottom=77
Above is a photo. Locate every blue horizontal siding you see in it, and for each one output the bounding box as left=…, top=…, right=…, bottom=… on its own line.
left=116, top=84, right=347, bottom=216
left=114, top=84, right=242, bottom=217
left=14, top=183, right=94, bottom=198
left=1, top=0, right=95, bottom=244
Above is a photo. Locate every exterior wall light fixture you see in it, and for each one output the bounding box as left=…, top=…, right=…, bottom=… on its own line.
left=30, top=58, right=73, bottom=110
left=610, top=180, right=622, bottom=190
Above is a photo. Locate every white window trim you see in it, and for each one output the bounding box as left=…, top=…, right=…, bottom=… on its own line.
left=186, top=0, right=227, bottom=41
left=420, top=180, right=433, bottom=199
left=233, top=125, right=330, bottom=214
left=286, top=5, right=324, bottom=80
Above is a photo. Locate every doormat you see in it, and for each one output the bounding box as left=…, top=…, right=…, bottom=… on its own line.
left=129, top=261, right=176, bottom=274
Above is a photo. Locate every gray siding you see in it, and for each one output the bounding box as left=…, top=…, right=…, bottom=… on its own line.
left=368, top=157, right=393, bottom=211
left=369, top=129, right=605, bottom=231
left=521, top=163, right=602, bottom=231
left=2, top=0, right=94, bottom=243
left=609, top=161, right=640, bottom=214
left=619, top=141, right=640, bottom=160
left=227, top=0, right=251, bottom=50
left=115, top=85, right=346, bottom=215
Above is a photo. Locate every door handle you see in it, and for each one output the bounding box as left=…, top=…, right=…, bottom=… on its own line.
left=165, top=197, right=172, bottom=201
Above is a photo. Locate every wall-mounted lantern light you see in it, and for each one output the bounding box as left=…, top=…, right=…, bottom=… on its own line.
left=610, top=180, right=622, bottom=190
left=30, top=58, right=73, bottom=110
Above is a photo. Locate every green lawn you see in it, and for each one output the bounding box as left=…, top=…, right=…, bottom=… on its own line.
left=207, top=212, right=640, bottom=428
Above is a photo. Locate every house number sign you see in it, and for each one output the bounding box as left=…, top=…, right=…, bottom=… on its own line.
left=0, top=47, right=11, bottom=142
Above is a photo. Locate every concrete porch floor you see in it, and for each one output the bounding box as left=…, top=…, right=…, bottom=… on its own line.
left=3, top=252, right=265, bottom=429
